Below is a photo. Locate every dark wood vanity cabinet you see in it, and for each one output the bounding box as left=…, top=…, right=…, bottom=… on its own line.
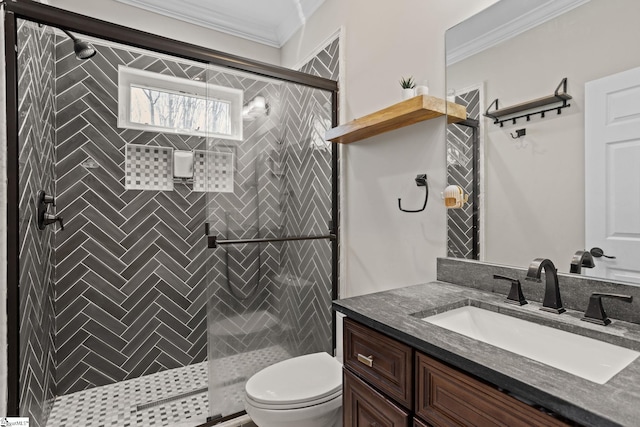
left=343, top=318, right=570, bottom=427
left=343, top=318, right=413, bottom=408
left=415, top=353, right=568, bottom=427
left=343, top=318, right=412, bottom=426
left=344, top=369, right=410, bottom=427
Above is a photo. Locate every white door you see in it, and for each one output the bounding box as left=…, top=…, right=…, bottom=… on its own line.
left=585, top=66, right=640, bottom=285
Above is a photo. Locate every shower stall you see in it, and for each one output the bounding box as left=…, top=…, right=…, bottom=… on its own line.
left=4, top=2, right=339, bottom=426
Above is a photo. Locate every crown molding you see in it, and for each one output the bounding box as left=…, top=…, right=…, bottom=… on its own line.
left=447, top=0, right=590, bottom=66
left=276, top=0, right=326, bottom=47
left=115, top=0, right=325, bottom=48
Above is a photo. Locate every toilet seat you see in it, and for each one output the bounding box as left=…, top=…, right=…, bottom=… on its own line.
left=245, top=352, right=342, bottom=410
left=245, top=388, right=341, bottom=410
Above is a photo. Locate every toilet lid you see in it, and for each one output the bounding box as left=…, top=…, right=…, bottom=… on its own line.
left=245, top=352, right=342, bottom=407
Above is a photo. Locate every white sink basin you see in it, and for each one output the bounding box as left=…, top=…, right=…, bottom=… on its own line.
left=423, top=306, right=639, bottom=384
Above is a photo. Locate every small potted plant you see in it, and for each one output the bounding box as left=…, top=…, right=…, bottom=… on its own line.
left=400, top=76, right=416, bottom=100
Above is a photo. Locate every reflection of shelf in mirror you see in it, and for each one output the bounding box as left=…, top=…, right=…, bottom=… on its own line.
left=484, top=78, right=572, bottom=127
left=325, top=95, right=467, bottom=144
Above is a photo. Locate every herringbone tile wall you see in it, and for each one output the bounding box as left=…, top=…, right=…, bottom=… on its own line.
left=53, top=32, right=306, bottom=396
left=300, top=39, right=339, bottom=81
left=17, top=20, right=57, bottom=427
left=279, top=38, right=338, bottom=355
left=54, top=36, right=212, bottom=396
left=205, top=40, right=338, bottom=416
left=206, top=73, right=286, bottom=372
left=447, top=89, right=480, bottom=259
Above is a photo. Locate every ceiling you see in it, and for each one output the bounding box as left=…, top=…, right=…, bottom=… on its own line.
left=115, top=0, right=326, bottom=48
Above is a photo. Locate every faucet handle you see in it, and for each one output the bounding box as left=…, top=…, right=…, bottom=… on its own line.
left=43, top=194, right=55, bottom=206
left=493, top=274, right=527, bottom=306
left=43, top=213, right=64, bottom=231
left=37, top=190, right=55, bottom=206
left=581, top=293, right=632, bottom=326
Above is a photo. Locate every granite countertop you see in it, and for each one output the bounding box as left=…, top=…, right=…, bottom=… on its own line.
left=333, top=281, right=640, bottom=427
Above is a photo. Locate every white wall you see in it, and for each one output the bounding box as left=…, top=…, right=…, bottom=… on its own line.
left=447, top=0, right=640, bottom=272
left=49, top=0, right=281, bottom=65
left=282, top=0, right=498, bottom=297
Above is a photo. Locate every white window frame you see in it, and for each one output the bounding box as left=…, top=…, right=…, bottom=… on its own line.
left=118, top=65, right=243, bottom=140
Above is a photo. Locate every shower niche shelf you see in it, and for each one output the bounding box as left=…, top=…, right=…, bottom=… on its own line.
left=325, top=95, right=467, bottom=144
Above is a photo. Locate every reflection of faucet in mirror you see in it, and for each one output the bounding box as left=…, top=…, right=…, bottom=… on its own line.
left=569, top=250, right=595, bottom=274
left=525, top=258, right=565, bottom=314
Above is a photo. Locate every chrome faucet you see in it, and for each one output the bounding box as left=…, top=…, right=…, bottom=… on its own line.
left=569, top=250, right=595, bottom=274
left=525, top=258, right=565, bottom=314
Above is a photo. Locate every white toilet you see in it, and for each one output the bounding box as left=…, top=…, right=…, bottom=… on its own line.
left=244, top=352, right=343, bottom=427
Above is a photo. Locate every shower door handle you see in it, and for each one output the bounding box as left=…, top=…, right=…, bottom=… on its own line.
left=208, top=234, right=336, bottom=249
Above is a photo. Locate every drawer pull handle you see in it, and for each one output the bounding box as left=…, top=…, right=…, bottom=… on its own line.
left=357, top=353, right=374, bottom=367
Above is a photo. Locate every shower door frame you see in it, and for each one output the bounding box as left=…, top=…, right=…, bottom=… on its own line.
left=3, top=0, right=339, bottom=417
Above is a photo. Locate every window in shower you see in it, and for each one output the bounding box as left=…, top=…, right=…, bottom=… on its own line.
left=117, top=66, right=243, bottom=140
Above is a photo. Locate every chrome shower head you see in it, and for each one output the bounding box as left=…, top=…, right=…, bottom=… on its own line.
left=61, top=29, right=96, bottom=60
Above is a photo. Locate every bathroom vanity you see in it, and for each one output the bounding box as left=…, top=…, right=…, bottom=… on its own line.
left=342, top=318, right=567, bottom=426
left=334, top=258, right=640, bottom=427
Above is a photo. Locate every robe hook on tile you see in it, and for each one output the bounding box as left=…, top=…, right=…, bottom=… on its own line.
left=398, top=174, right=428, bottom=213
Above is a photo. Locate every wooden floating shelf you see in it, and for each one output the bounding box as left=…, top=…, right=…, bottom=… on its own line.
left=325, top=95, right=467, bottom=144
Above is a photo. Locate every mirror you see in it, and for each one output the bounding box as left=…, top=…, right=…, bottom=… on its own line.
left=445, top=0, right=640, bottom=284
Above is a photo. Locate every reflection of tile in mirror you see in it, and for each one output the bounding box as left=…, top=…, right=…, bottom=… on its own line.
left=446, top=88, right=480, bottom=259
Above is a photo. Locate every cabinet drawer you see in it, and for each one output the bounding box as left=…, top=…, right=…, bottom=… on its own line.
left=344, top=368, right=410, bottom=427
left=415, top=352, right=568, bottom=427
left=344, top=318, right=413, bottom=408
left=413, top=418, right=430, bottom=427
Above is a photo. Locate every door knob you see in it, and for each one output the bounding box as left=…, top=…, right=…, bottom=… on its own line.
left=589, top=247, right=616, bottom=259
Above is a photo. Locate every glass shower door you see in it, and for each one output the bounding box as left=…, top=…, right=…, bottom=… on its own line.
left=204, top=66, right=335, bottom=420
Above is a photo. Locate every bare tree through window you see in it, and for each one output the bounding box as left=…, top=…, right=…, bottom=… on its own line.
left=118, top=66, right=242, bottom=140
left=130, top=86, right=231, bottom=135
